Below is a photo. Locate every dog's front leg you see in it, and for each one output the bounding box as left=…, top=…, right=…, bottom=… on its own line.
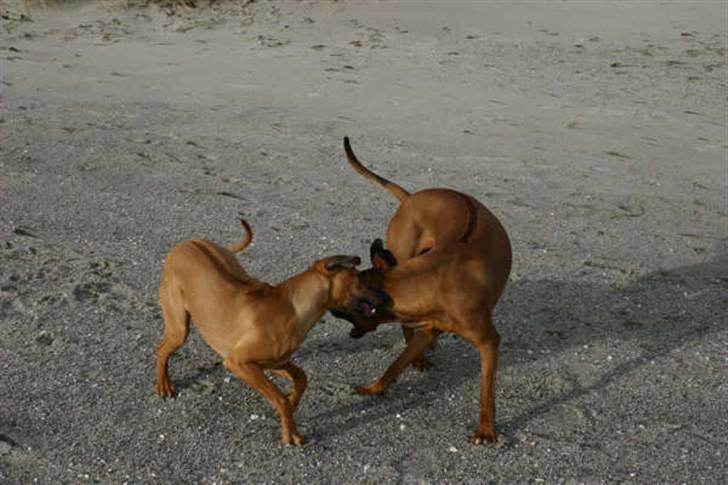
left=224, top=359, right=303, bottom=446
left=356, top=328, right=440, bottom=395
left=401, top=326, right=434, bottom=371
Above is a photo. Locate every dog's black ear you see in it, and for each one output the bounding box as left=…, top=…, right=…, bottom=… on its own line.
left=370, top=239, right=397, bottom=271
left=324, top=255, right=361, bottom=271
left=369, top=238, right=384, bottom=257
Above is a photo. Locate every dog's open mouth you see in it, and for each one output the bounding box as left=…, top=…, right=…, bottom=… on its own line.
left=330, top=299, right=382, bottom=338
left=359, top=300, right=377, bottom=317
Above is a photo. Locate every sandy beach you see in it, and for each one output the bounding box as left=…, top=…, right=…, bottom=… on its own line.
left=1, top=1, right=726, bottom=482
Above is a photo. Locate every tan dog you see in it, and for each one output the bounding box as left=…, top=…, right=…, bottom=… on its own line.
left=155, top=215, right=388, bottom=446
left=334, top=137, right=512, bottom=444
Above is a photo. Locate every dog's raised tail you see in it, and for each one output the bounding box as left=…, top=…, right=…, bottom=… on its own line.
left=227, top=213, right=253, bottom=254
left=344, top=136, right=409, bottom=203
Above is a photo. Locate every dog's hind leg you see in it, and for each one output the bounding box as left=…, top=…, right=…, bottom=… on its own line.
left=270, top=362, right=308, bottom=411
left=155, top=279, right=190, bottom=398
left=458, top=313, right=500, bottom=445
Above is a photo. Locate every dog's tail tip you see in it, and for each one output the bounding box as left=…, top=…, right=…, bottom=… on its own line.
left=236, top=210, right=248, bottom=223
left=343, top=136, right=353, bottom=156
left=228, top=213, right=253, bottom=253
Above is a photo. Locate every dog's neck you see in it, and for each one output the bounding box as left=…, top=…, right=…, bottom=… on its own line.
left=277, top=270, right=330, bottom=342
left=381, top=266, right=438, bottom=322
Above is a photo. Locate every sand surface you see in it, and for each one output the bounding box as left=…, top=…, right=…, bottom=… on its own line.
left=1, top=0, right=727, bottom=483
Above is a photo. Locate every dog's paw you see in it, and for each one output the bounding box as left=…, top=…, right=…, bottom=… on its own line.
left=355, top=381, right=386, bottom=396
left=282, top=431, right=304, bottom=447
left=470, top=430, right=497, bottom=445
left=155, top=379, right=175, bottom=399
left=411, top=355, right=433, bottom=372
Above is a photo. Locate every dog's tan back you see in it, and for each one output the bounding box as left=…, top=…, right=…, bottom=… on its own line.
left=160, top=239, right=281, bottom=358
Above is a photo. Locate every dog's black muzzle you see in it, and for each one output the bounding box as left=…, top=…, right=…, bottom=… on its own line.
left=330, top=308, right=372, bottom=338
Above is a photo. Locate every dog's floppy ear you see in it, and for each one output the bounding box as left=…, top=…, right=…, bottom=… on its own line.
left=324, top=255, right=362, bottom=271
left=370, top=239, right=398, bottom=271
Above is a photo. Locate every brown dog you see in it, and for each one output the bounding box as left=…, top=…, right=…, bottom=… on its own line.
left=155, top=215, right=388, bottom=446
left=335, top=137, right=512, bottom=444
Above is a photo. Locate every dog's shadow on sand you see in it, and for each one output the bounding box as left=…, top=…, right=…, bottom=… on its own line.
left=307, top=254, right=727, bottom=441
